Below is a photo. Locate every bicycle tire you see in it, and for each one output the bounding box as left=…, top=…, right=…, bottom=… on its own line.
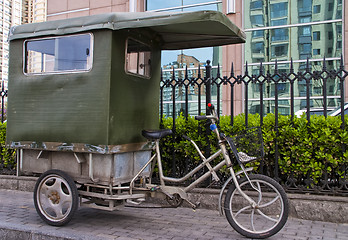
left=224, top=174, right=288, bottom=239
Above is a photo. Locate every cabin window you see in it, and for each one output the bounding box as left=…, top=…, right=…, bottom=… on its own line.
left=126, top=38, right=151, bottom=78
left=24, top=33, right=93, bottom=74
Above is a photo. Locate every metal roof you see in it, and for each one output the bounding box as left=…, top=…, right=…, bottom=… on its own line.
left=9, top=11, right=245, bottom=50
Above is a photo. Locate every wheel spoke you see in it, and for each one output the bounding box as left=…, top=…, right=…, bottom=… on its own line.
left=256, top=209, right=279, bottom=222
left=40, top=184, right=49, bottom=196
left=256, top=181, right=262, bottom=205
left=39, top=193, right=53, bottom=209
left=59, top=192, right=72, bottom=205
left=234, top=205, right=252, bottom=217
left=259, top=195, right=280, bottom=208
left=50, top=178, right=64, bottom=192
left=52, top=204, right=64, bottom=219
left=251, top=209, right=256, bottom=231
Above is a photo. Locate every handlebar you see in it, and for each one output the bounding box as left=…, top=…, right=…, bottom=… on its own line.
left=195, top=115, right=207, bottom=120
left=194, top=103, right=218, bottom=121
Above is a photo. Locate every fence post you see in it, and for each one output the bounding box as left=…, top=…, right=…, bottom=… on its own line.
left=205, top=60, right=212, bottom=184
left=205, top=60, right=212, bottom=113
left=1, top=82, right=6, bottom=123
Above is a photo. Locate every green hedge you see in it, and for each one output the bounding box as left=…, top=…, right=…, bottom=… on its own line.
left=160, top=114, right=348, bottom=184
left=0, top=122, right=16, bottom=174
left=1, top=114, right=347, bottom=182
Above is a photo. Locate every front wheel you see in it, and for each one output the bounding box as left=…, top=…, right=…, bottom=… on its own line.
left=34, top=169, right=79, bottom=226
left=224, top=174, right=288, bottom=239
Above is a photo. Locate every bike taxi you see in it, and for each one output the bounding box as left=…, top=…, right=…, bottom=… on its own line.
left=6, top=11, right=287, bottom=239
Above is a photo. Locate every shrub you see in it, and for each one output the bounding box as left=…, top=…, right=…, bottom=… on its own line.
left=160, top=113, right=348, bottom=185
left=0, top=122, right=16, bottom=174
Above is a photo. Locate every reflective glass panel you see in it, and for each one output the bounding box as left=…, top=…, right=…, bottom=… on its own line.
left=244, top=0, right=342, bottom=28
left=25, top=34, right=92, bottom=74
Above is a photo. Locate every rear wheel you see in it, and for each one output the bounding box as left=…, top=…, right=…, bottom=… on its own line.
left=224, top=174, right=288, bottom=239
left=34, top=169, right=78, bottom=226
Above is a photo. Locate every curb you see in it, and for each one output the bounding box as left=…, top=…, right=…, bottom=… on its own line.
left=0, top=222, right=99, bottom=240
left=1, top=175, right=347, bottom=223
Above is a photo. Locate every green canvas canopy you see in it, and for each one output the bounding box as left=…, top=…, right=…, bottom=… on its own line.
left=9, top=10, right=245, bottom=49
left=6, top=10, right=245, bottom=153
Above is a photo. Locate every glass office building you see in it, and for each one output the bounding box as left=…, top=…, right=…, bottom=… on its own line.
left=245, top=0, right=343, bottom=114
left=146, top=0, right=223, bottom=117
left=148, top=0, right=344, bottom=116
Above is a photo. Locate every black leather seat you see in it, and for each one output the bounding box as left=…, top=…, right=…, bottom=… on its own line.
left=142, top=129, right=173, bottom=140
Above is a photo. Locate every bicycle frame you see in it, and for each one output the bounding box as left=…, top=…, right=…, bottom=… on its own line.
left=155, top=139, right=225, bottom=192
left=139, top=104, right=258, bottom=208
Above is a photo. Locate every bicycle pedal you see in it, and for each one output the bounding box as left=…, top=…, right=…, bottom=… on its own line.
left=186, top=199, right=200, bottom=210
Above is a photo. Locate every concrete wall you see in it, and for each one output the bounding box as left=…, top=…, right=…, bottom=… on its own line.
left=1, top=175, right=347, bottom=223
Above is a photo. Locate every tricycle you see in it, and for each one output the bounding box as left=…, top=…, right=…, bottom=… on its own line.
left=6, top=11, right=288, bottom=239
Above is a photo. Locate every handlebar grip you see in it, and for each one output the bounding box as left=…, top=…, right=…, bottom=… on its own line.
left=195, top=115, right=207, bottom=120
left=207, top=103, right=215, bottom=110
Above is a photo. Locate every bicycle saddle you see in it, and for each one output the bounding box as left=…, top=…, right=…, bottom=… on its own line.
left=142, top=129, right=173, bottom=140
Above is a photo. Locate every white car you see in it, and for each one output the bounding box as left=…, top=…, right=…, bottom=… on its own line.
left=295, top=108, right=335, bottom=118
left=328, top=103, right=348, bottom=116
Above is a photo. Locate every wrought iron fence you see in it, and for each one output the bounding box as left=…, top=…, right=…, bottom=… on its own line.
left=0, top=82, right=7, bottom=123
left=0, top=57, right=347, bottom=195
left=159, top=57, right=348, bottom=196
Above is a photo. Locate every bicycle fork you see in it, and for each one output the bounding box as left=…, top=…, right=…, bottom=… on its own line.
left=219, top=143, right=259, bottom=210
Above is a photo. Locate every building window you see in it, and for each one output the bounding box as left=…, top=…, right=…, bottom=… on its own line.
left=313, top=31, right=320, bottom=40
left=328, top=2, right=334, bottom=11
left=300, top=44, right=312, bottom=54
left=271, top=44, right=288, bottom=57
left=252, top=42, right=264, bottom=54
left=146, top=0, right=222, bottom=12
left=251, top=15, right=264, bottom=26
left=252, top=30, right=264, bottom=38
left=299, top=16, right=311, bottom=23
left=313, top=5, right=321, bottom=14
left=313, top=49, right=321, bottom=55
left=271, top=29, right=288, bottom=42
left=25, top=33, right=93, bottom=74
left=298, top=0, right=312, bottom=13
left=299, top=26, right=311, bottom=37
left=271, top=18, right=287, bottom=26
left=328, top=31, right=333, bottom=40
left=125, top=38, right=151, bottom=78
left=250, top=0, right=263, bottom=10
left=270, top=2, right=288, bottom=19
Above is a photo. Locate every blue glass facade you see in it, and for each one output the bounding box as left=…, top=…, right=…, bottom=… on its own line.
left=245, top=0, right=343, bottom=114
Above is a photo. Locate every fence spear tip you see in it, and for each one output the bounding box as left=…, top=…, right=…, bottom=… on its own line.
left=230, top=62, right=234, bottom=77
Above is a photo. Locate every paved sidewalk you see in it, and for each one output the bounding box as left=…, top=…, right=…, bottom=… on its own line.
left=0, top=189, right=347, bottom=240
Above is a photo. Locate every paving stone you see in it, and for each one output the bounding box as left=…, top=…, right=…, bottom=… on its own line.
left=0, top=189, right=347, bottom=240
